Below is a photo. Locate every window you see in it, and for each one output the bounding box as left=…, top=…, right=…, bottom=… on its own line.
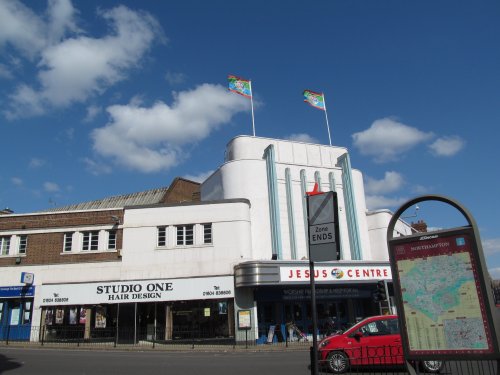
left=63, top=233, right=73, bottom=252
left=82, top=231, right=99, bottom=251
left=18, top=235, right=27, bottom=254
left=107, top=230, right=117, bottom=250
left=176, top=225, right=194, bottom=246
left=157, top=226, right=167, bottom=247
left=0, top=237, right=10, bottom=255
left=203, top=223, right=212, bottom=244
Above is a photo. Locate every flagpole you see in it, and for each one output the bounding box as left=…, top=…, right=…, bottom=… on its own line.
left=249, top=80, right=256, bottom=136
left=322, top=93, right=332, bottom=146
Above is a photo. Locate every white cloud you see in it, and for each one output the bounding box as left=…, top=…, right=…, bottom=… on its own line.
left=352, top=118, right=434, bottom=163
left=29, top=158, right=46, bottom=168
left=489, top=267, right=500, bottom=279
left=483, top=238, right=500, bottom=256
left=43, top=181, right=60, bottom=192
left=92, top=84, right=249, bottom=173
left=0, top=0, right=47, bottom=58
left=285, top=133, right=319, bottom=144
left=364, top=171, right=404, bottom=195
left=0, top=63, right=13, bottom=79
left=165, top=71, right=186, bottom=85
left=183, top=170, right=215, bottom=183
left=4, top=4, right=163, bottom=118
left=11, top=177, right=23, bottom=186
left=428, top=135, right=465, bottom=157
left=365, top=195, right=407, bottom=211
left=83, top=105, right=102, bottom=123
left=82, top=157, right=112, bottom=175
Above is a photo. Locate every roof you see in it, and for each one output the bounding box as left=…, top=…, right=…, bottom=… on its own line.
left=40, top=187, right=169, bottom=212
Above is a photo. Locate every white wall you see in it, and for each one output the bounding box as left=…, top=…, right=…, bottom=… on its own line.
left=121, top=200, right=252, bottom=279
left=202, top=136, right=381, bottom=262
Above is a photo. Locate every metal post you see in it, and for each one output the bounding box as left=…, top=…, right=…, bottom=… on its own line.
left=115, top=303, right=119, bottom=347
left=309, top=260, right=319, bottom=375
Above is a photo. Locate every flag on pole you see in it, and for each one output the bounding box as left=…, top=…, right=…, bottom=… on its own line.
left=303, top=90, right=325, bottom=110
left=228, top=75, right=252, bottom=98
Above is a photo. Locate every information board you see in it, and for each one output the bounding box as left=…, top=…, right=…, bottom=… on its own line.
left=391, top=228, right=495, bottom=356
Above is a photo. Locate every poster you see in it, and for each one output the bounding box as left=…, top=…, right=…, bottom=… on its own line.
left=95, top=306, right=106, bottom=328
left=218, top=302, right=227, bottom=315
left=45, top=309, right=53, bottom=325
left=69, top=307, right=77, bottom=325
left=238, top=310, right=251, bottom=329
left=79, top=308, right=86, bottom=324
left=55, top=308, right=64, bottom=324
left=10, top=308, right=20, bottom=325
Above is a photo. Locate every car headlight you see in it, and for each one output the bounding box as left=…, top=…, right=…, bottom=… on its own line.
left=319, top=339, right=330, bottom=348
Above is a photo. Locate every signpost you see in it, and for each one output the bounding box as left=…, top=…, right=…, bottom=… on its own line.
left=306, top=186, right=340, bottom=375
left=387, top=195, right=500, bottom=373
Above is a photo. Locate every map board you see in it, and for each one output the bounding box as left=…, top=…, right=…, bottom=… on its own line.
left=390, top=228, right=495, bottom=357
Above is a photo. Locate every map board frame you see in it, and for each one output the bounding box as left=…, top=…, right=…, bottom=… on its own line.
left=387, top=195, right=500, bottom=361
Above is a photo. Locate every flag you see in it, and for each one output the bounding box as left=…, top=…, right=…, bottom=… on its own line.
left=303, top=89, right=325, bottom=110
left=228, top=75, right=252, bottom=98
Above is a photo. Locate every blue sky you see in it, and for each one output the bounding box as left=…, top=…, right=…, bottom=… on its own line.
left=1, top=0, right=499, bottom=277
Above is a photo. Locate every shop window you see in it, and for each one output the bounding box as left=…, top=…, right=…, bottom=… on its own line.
left=176, top=225, right=194, bottom=246
left=157, top=226, right=167, bottom=247
left=107, top=230, right=117, bottom=250
left=18, top=235, right=27, bottom=254
left=63, top=232, right=73, bottom=252
left=0, top=236, right=11, bottom=256
left=203, top=223, right=212, bottom=244
left=82, top=231, right=99, bottom=251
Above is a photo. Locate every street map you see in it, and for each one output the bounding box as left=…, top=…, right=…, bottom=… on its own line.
left=395, top=233, right=492, bottom=354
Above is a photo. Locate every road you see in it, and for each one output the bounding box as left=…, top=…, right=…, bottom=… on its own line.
left=0, top=347, right=497, bottom=375
left=0, top=347, right=310, bottom=375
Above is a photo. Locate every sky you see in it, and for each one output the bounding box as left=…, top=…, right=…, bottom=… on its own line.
left=0, top=0, right=499, bottom=278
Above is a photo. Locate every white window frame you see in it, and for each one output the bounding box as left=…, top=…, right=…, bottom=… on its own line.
left=157, top=226, right=167, bottom=247
left=107, top=230, right=117, bottom=250
left=176, top=225, right=194, bottom=246
left=203, top=223, right=212, bottom=245
left=63, top=232, right=74, bottom=252
left=18, top=235, right=27, bottom=254
left=82, top=231, right=99, bottom=251
left=0, top=236, right=11, bottom=256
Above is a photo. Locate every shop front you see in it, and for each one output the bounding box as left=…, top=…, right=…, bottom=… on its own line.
left=234, top=261, right=394, bottom=343
left=39, top=276, right=234, bottom=343
left=0, top=285, right=35, bottom=341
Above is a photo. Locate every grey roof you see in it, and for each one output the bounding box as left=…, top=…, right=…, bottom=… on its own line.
left=41, top=187, right=168, bottom=212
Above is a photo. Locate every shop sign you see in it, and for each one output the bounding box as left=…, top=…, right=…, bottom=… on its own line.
left=280, top=265, right=391, bottom=283
left=0, top=285, right=35, bottom=298
left=40, top=276, right=234, bottom=306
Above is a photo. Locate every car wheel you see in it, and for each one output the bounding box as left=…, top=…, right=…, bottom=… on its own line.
left=326, top=351, right=349, bottom=374
left=421, top=360, right=444, bottom=373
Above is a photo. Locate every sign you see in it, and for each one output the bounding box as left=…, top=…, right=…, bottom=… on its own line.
left=391, top=229, right=495, bottom=356
left=238, top=310, right=251, bottom=330
left=280, top=265, right=391, bottom=283
left=387, top=194, right=500, bottom=362
left=21, top=272, right=34, bottom=285
left=40, top=276, right=234, bottom=306
left=0, top=285, right=35, bottom=298
left=307, top=191, right=340, bottom=262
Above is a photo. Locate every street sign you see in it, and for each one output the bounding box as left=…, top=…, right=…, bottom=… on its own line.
left=307, top=191, right=340, bottom=262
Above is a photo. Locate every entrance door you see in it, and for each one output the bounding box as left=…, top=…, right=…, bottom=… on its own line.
left=117, top=303, right=136, bottom=344
left=0, top=299, right=32, bottom=341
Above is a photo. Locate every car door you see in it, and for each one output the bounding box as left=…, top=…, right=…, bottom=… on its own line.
left=351, top=318, right=402, bottom=366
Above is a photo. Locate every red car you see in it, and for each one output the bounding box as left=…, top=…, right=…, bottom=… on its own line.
left=318, top=315, right=443, bottom=374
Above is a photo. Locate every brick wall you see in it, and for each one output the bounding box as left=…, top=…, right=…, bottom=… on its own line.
left=0, top=210, right=123, bottom=266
